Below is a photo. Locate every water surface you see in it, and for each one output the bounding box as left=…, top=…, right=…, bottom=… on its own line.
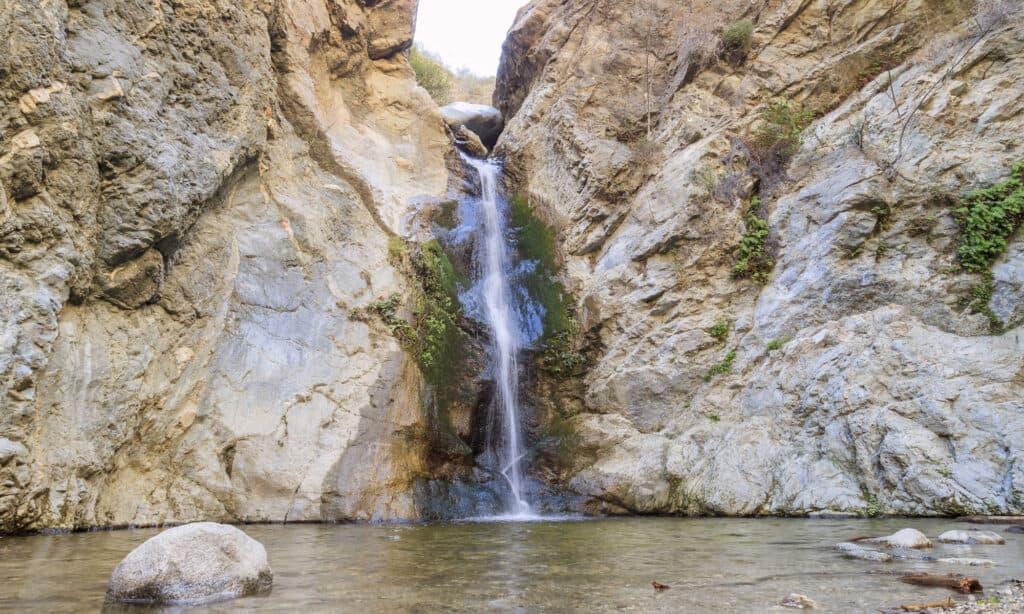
left=1, top=518, right=1021, bottom=612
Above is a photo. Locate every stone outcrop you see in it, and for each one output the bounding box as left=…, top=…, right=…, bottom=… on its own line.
left=496, top=0, right=1024, bottom=516
left=440, top=102, right=504, bottom=148
left=0, top=0, right=457, bottom=532
left=106, top=522, right=272, bottom=605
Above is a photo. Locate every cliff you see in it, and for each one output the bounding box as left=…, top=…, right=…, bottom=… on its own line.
left=496, top=0, right=1024, bottom=515
left=0, top=0, right=455, bottom=531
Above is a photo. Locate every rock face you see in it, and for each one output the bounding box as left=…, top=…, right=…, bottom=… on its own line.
left=0, top=0, right=458, bottom=532
left=496, top=0, right=1024, bottom=516
left=107, top=522, right=272, bottom=604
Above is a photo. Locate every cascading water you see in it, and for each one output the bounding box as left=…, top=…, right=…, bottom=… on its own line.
left=463, top=156, right=534, bottom=518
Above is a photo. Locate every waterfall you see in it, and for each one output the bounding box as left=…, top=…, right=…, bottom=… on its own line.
left=464, top=156, right=534, bottom=518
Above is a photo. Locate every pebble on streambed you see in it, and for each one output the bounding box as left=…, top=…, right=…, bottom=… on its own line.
left=105, top=522, right=273, bottom=605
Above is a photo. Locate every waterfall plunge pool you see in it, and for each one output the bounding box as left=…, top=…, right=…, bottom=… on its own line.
left=2, top=518, right=1022, bottom=612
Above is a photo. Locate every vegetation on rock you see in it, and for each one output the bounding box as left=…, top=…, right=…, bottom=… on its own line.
left=705, top=349, right=737, bottom=381
left=409, top=45, right=496, bottom=106
left=721, top=19, right=753, bottom=50
left=732, top=197, right=774, bottom=283
left=955, top=161, right=1024, bottom=273
left=410, top=45, right=454, bottom=105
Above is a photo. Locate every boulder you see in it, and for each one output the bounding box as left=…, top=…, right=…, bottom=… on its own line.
left=836, top=542, right=893, bottom=562
left=936, top=530, right=1005, bottom=545
left=106, top=523, right=272, bottom=605
left=440, top=102, right=504, bottom=148
left=454, top=125, right=488, bottom=158
left=863, top=528, right=932, bottom=549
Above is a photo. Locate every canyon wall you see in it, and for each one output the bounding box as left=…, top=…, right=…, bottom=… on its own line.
left=497, top=0, right=1024, bottom=515
left=0, top=0, right=455, bottom=532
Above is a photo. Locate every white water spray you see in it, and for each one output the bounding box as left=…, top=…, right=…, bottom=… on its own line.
left=465, top=157, right=533, bottom=518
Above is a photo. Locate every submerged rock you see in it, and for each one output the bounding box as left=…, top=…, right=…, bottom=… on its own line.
left=780, top=593, right=818, bottom=609
left=1006, top=526, right=1024, bottom=534
left=937, top=530, right=1005, bottom=545
left=937, top=558, right=995, bottom=567
left=863, top=528, right=932, bottom=549
left=836, top=542, right=893, bottom=562
left=440, top=102, right=504, bottom=148
left=106, top=523, right=272, bottom=605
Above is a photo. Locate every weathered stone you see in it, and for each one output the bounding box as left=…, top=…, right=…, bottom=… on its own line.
left=99, top=249, right=165, bottom=310
left=864, top=529, right=933, bottom=549
left=937, top=558, right=995, bottom=567
left=780, top=593, right=818, bottom=609
left=106, top=523, right=272, bottom=604
left=836, top=542, right=893, bottom=562
left=0, top=0, right=453, bottom=533
left=937, top=530, right=1006, bottom=545
left=454, top=125, right=488, bottom=158
left=495, top=0, right=1024, bottom=517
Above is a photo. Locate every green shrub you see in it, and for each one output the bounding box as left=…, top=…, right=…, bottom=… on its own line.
left=706, top=319, right=731, bottom=343
left=766, top=338, right=787, bottom=351
left=409, top=45, right=453, bottom=105
left=747, top=101, right=815, bottom=165
left=721, top=19, right=754, bottom=49
left=732, top=198, right=774, bottom=283
left=955, top=161, right=1024, bottom=272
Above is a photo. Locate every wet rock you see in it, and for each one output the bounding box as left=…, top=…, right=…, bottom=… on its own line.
left=937, top=530, right=1005, bottom=545
left=780, top=593, right=818, bottom=609
left=864, top=528, right=932, bottom=549
left=106, top=523, right=272, bottom=605
left=937, top=558, right=994, bottom=567
left=454, top=125, right=488, bottom=158
left=1005, top=526, right=1024, bottom=534
left=836, top=542, right=893, bottom=562
left=440, top=102, right=503, bottom=148
left=807, top=511, right=858, bottom=519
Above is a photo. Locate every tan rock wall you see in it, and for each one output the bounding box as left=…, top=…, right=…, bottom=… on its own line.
left=0, top=0, right=453, bottom=531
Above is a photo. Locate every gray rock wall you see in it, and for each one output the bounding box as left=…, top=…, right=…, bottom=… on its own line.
left=497, top=0, right=1024, bottom=515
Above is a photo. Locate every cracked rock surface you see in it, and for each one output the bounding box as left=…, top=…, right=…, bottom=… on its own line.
left=0, top=0, right=453, bottom=531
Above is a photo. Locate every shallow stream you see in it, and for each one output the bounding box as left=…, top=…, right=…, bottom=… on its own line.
left=2, top=518, right=1021, bottom=612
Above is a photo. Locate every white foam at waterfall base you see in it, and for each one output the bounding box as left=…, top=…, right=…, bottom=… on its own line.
left=463, top=155, right=535, bottom=519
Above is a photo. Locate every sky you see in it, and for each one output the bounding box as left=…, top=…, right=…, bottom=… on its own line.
left=415, top=0, right=528, bottom=77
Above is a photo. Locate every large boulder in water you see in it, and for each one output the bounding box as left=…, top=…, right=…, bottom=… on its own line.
left=440, top=102, right=504, bottom=148
left=862, top=528, right=932, bottom=549
left=106, top=522, right=273, bottom=605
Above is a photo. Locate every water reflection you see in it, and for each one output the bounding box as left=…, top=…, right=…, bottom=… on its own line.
left=1, top=518, right=1021, bottom=613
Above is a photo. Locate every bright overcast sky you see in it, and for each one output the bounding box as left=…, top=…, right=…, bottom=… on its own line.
left=415, top=0, right=528, bottom=76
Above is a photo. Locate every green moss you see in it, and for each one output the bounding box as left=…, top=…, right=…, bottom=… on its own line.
left=510, top=195, right=559, bottom=274
left=708, top=414, right=721, bottom=423
left=387, top=235, right=407, bottom=265
left=956, top=161, right=1024, bottom=272
left=369, top=293, right=417, bottom=344
left=510, top=194, right=575, bottom=339
left=962, top=272, right=1004, bottom=334
left=766, top=338, right=787, bottom=352
left=412, top=240, right=467, bottom=388
left=704, top=348, right=737, bottom=381
left=434, top=200, right=459, bottom=230
left=732, top=198, right=774, bottom=283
